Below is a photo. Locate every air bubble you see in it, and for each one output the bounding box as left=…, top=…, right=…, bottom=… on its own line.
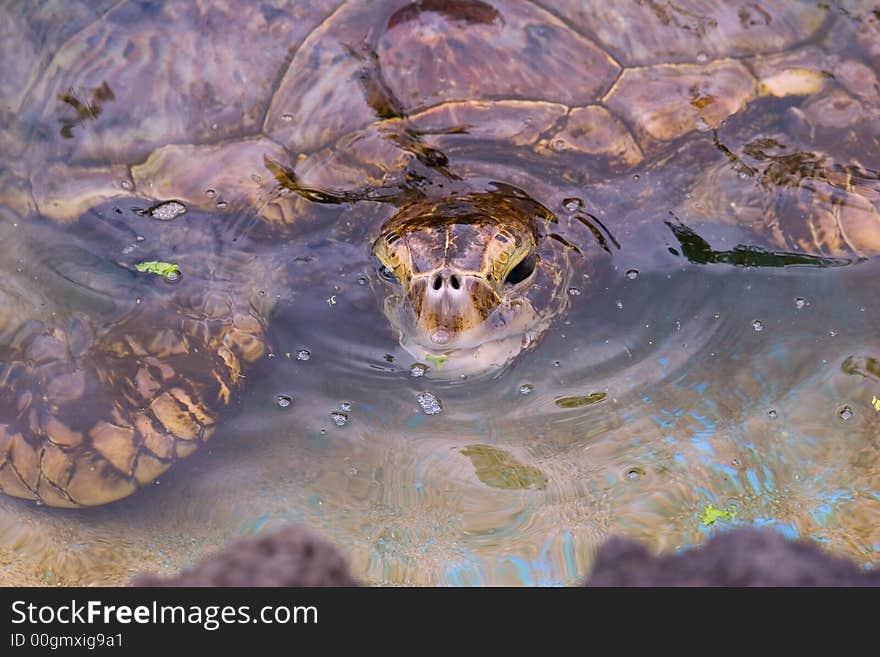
left=625, top=467, right=644, bottom=481
left=632, top=174, right=640, bottom=181
left=625, top=269, right=639, bottom=280
left=216, top=200, right=228, bottom=209
left=828, top=329, right=838, bottom=337
left=206, top=189, right=216, bottom=198
left=562, top=197, right=584, bottom=212
left=164, top=270, right=181, bottom=284
left=839, top=405, right=853, bottom=422
left=149, top=200, right=187, bottom=221
left=567, top=287, right=581, bottom=296
left=136, top=235, right=145, bottom=242
left=794, top=296, right=806, bottom=309
left=296, top=349, right=311, bottom=361
left=330, top=410, right=349, bottom=426
left=120, top=179, right=134, bottom=191
left=752, top=319, right=764, bottom=332
left=357, top=276, right=368, bottom=285
left=251, top=173, right=262, bottom=183
left=340, top=401, right=352, bottom=412
left=417, top=392, right=442, bottom=415
left=518, top=383, right=534, bottom=395
left=768, top=409, right=777, bottom=420
left=696, top=52, right=709, bottom=63
left=615, top=300, right=624, bottom=309
left=281, top=113, right=294, bottom=122
left=731, top=458, right=741, bottom=467
left=695, top=116, right=710, bottom=131
left=275, top=394, right=292, bottom=408
left=410, top=363, right=428, bottom=377
left=551, top=138, right=567, bottom=152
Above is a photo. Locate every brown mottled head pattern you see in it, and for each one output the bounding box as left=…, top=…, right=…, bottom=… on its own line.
left=373, top=190, right=569, bottom=371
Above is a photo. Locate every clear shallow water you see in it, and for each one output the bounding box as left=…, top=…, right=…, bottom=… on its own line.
left=1, top=0, right=879, bottom=585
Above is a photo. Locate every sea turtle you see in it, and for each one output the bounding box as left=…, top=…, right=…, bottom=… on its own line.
left=0, top=0, right=878, bottom=507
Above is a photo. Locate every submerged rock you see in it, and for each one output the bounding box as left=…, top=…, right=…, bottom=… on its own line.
left=132, top=524, right=880, bottom=587
left=132, top=524, right=359, bottom=587
left=584, top=528, right=880, bottom=587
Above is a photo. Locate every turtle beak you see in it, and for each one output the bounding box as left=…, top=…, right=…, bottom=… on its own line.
left=408, top=268, right=500, bottom=349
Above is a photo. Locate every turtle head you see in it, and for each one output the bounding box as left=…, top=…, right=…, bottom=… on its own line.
left=372, top=191, right=569, bottom=377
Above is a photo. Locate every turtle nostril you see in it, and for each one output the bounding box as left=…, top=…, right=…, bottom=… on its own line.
left=449, top=274, right=461, bottom=290
left=432, top=274, right=443, bottom=291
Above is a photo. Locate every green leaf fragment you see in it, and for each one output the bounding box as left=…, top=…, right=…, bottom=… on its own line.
left=699, top=504, right=736, bottom=526
left=135, top=261, right=180, bottom=277
left=425, top=354, right=447, bottom=368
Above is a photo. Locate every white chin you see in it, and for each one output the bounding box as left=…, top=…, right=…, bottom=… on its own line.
left=401, top=333, right=529, bottom=378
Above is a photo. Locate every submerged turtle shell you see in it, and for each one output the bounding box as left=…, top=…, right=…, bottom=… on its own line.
left=1, top=0, right=879, bottom=506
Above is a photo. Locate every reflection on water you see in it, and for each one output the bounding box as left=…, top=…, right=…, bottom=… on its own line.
left=1, top=0, right=879, bottom=584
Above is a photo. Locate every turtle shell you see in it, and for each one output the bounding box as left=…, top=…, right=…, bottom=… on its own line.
left=1, top=0, right=879, bottom=507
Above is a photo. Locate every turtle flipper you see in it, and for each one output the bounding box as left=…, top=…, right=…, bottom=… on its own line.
left=0, top=203, right=276, bottom=508
left=0, top=296, right=267, bottom=507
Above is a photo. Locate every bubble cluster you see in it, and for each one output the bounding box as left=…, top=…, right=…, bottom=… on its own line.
left=296, top=349, right=311, bottom=361
left=752, top=319, right=764, bottom=332
left=417, top=392, right=442, bottom=415
left=794, top=297, right=806, bottom=309
left=562, top=197, right=584, bottom=212
left=410, top=363, right=428, bottom=377
left=330, top=410, right=349, bottom=426
left=149, top=200, right=187, bottom=221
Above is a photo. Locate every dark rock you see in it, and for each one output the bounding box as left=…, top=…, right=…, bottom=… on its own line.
left=132, top=524, right=360, bottom=587
left=584, top=528, right=880, bottom=587
left=133, top=524, right=880, bottom=587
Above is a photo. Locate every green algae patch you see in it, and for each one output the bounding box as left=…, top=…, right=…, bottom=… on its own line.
left=425, top=353, right=447, bottom=368
left=555, top=392, right=607, bottom=408
left=700, top=504, right=736, bottom=526
left=135, top=261, right=180, bottom=277
left=461, top=445, right=547, bottom=491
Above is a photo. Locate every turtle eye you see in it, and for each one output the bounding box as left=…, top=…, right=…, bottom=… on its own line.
left=376, top=259, right=397, bottom=283
left=504, top=253, right=537, bottom=285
